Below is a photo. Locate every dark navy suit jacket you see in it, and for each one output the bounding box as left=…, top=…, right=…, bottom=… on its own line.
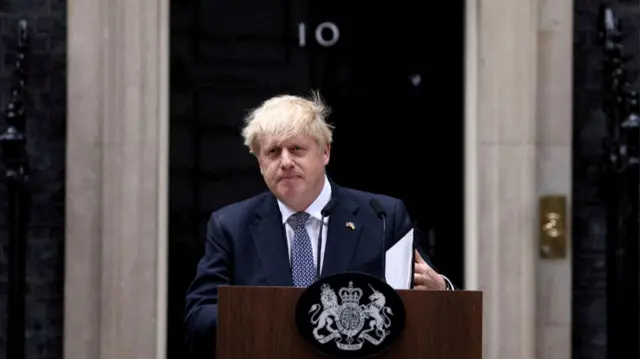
left=183, top=182, right=433, bottom=356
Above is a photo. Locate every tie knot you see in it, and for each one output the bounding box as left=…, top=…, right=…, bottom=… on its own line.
left=290, top=212, right=310, bottom=229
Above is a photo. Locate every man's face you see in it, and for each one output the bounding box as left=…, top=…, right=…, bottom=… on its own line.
left=257, top=135, right=330, bottom=210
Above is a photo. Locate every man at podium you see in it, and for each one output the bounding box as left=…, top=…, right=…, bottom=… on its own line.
left=184, top=93, right=454, bottom=357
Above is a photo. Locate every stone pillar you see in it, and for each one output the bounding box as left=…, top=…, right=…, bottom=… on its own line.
left=536, top=0, right=573, bottom=357
left=64, top=0, right=169, bottom=357
left=464, top=0, right=538, bottom=357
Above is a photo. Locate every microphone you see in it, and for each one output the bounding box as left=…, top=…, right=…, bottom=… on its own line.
left=317, top=198, right=338, bottom=278
left=369, top=199, right=387, bottom=282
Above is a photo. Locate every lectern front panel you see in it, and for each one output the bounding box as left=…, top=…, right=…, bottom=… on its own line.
left=217, top=286, right=481, bottom=359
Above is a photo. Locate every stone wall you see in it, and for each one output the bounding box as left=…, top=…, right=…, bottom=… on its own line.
left=537, top=0, right=573, bottom=357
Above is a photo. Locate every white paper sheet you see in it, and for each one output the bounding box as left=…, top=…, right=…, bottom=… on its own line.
left=385, top=229, right=414, bottom=289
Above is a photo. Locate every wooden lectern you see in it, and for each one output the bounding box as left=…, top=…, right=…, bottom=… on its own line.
left=216, top=286, right=482, bottom=359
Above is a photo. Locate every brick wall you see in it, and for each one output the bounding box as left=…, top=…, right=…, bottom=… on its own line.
left=572, top=1, right=639, bottom=358
left=0, top=1, right=66, bottom=359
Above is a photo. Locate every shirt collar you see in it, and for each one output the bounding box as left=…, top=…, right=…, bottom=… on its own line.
left=278, top=175, right=332, bottom=223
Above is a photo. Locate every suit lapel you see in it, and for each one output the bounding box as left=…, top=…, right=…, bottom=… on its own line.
left=321, top=188, right=363, bottom=277
left=249, top=194, right=293, bottom=286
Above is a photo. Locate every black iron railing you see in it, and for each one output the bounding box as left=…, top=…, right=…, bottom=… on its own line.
left=597, top=5, right=640, bottom=358
left=0, top=19, right=29, bottom=359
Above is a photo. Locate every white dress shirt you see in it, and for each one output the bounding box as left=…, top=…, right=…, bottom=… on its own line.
left=277, top=175, right=332, bottom=274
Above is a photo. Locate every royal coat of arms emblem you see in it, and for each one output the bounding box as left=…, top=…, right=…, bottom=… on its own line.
left=296, top=272, right=405, bottom=358
left=308, top=281, right=394, bottom=350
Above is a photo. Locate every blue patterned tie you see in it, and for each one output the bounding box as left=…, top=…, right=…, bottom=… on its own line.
left=290, top=212, right=316, bottom=287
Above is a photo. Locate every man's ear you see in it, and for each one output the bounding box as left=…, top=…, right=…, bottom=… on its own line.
left=323, top=144, right=331, bottom=165
left=255, top=153, right=264, bottom=175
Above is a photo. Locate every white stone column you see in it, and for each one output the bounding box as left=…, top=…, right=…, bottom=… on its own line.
left=465, top=0, right=538, bottom=357
left=536, top=0, right=573, bottom=357
left=64, top=0, right=169, bottom=357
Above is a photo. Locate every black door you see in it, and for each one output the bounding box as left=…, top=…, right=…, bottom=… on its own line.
left=169, top=1, right=464, bottom=357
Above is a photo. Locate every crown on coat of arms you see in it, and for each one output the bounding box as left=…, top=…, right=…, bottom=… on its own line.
left=339, top=281, right=362, bottom=303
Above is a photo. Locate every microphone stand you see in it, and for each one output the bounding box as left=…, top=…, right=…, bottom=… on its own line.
left=0, top=19, right=29, bottom=359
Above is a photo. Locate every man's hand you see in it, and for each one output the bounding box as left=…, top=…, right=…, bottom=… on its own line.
left=413, top=249, right=446, bottom=290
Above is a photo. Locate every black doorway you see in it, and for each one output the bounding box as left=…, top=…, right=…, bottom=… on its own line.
left=168, top=1, right=464, bottom=357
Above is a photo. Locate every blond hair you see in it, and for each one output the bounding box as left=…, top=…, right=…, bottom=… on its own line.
left=241, top=92, right=334, bottom=154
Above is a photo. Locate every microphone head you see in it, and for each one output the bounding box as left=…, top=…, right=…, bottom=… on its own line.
left=321, top=198, right=339, bottom=216
left=369, top=198, right=387, bottom=218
